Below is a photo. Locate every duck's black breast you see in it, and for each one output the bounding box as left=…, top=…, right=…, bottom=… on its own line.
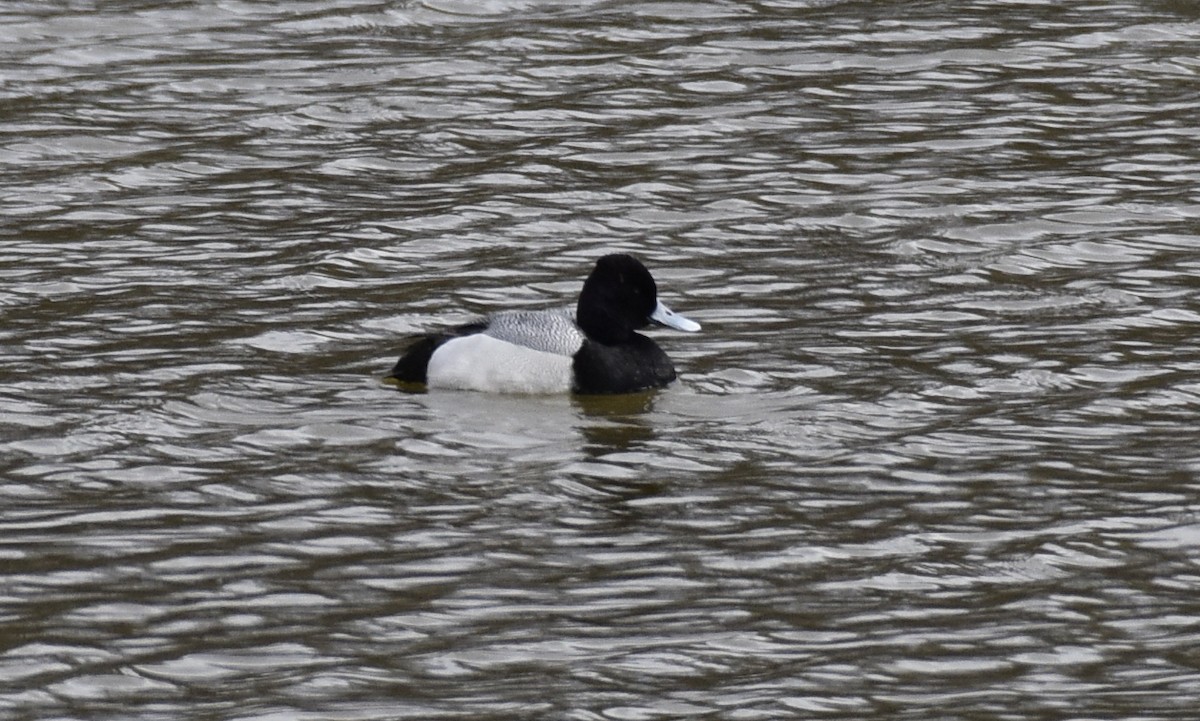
left=571, top=334, right=677, bottom=395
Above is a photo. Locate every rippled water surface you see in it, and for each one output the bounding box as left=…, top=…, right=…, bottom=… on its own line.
left=4, top=1, right=1200, bottom=718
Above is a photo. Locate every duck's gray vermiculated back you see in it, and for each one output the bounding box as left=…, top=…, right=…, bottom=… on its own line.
left=483, top=309, right=586, bottom=356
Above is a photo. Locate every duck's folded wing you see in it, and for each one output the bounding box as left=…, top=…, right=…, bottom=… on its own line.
left=483, top=309, right=585, bottom=356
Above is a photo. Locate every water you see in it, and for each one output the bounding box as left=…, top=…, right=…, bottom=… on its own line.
left=3, top=1, right=1200, bottom=718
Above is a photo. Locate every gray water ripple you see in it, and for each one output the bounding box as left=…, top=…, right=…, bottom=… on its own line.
left=5, top=1, right=1200, bottom=719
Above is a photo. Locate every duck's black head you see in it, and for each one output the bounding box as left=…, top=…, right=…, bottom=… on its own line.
left=576, top=254, right=661, bottom=344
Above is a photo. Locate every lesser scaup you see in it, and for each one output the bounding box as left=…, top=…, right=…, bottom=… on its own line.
left=386, top=253, right=701, bottom=394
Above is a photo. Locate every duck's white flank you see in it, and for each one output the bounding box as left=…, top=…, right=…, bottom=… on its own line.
left=426, top=334, right=574, bottom=394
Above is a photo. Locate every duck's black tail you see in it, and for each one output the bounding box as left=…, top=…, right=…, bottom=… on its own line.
left=386, top=335, right=444, bottom=384
left=386, top=322, right=487, bottom=384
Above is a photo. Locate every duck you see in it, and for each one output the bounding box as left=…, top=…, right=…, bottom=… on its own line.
left=386, top=253, right=701, bottom=394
